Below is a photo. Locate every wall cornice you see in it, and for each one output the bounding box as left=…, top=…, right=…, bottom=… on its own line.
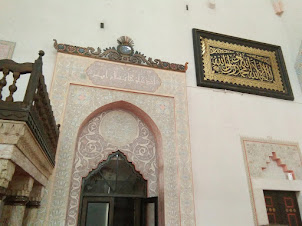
left=0, top=120, right=54, bottom=181
left=53, top=37, right=188, bottom=72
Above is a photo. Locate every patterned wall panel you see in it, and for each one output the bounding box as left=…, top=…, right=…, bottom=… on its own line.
left=241, top=138, right=302, bottom=225
left=36, top=53, right=195, bottom=226
left=243, top=139, right=302, bottom=179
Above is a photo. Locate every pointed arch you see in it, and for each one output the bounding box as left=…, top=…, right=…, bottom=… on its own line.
left=65, top=100, right=164, bottom=225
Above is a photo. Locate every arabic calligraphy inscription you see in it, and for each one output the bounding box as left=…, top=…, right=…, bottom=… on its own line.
left=202, top=38, right=285, bottom=92
left=86, top=61, right=161, bottom=92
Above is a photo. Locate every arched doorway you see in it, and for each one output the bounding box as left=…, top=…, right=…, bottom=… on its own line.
left=78, top=151, right=158, bottom=226
left=63, top=104, right=164, bottom=225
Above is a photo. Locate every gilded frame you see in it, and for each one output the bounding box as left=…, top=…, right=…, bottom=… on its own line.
left=192, top=29, right=294, bottom=100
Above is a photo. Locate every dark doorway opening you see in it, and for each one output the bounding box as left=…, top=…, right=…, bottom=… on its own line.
left=78, top=151, right=158, bottom=226
left=264, top=190, right=302, bottom=226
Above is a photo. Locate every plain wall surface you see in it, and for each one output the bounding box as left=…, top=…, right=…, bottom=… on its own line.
left=1, top=0, right=302, bottom=225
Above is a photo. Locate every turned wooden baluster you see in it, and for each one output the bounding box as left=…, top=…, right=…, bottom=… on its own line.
left=34, top=85, right=54, bottom=149
left=6, top=71, right=21, bottom=102
left=0, top=68, right=9, bottom=100
left=36, top=75, right=58, bottom=149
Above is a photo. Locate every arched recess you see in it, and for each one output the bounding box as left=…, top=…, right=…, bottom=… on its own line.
left=65, top=101, right=164, bottom=226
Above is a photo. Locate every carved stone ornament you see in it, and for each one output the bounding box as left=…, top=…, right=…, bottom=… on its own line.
left=53, top=36, right=188, bottom=72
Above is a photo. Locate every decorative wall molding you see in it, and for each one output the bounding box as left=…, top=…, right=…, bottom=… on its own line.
left=53, top=37, right=188, bottom=72
left=0, top=40, right=15, bottom=60
left=66, top=109, right=158, bottom=225
left=40, top=54, right=195, bottom=226
left=241, top=137, right=302, bottom=225
left=0, top=144, right=48, bottom=186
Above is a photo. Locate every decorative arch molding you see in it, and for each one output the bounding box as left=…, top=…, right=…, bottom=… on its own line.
left=65, top=102, right=163, bottom=225
left=77, top=100, right=162, bottom=150
left=261, top=152, right=296, bottom=180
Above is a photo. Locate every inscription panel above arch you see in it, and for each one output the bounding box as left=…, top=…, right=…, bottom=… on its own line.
left=86, top=61, right=161, bottom=92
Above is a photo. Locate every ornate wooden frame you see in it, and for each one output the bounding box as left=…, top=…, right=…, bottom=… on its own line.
left=192, top=29, right=294, bottom=100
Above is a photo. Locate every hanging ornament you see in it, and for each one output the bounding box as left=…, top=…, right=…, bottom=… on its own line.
left=208, top=0, right=215, bottom=9
left=272, top=0, right=284, bottom=15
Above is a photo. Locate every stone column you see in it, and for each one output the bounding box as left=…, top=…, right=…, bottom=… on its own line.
left=0, top=159, right=16, bottom=218
left=1, top=176, right=34, bottom=225
left=23, top=184, right=44, bottom=226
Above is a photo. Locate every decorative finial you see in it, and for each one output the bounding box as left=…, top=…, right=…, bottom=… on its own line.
left=117, top=36, right=134, bottom=47
left=272, top=0, right=284, bottom=15
left=117, top=36, right=134, bottom=55
left=39, top=50, right=45, bottom=57
left=185, top=62, right=189, bottom=71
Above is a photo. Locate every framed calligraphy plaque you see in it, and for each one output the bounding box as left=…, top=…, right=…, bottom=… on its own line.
left=192, top=29, right=294, bottom=100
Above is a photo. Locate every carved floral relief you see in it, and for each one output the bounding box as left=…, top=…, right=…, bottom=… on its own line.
left=38, top=53, right=194, bottom=226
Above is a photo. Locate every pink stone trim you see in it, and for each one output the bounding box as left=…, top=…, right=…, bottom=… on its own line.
left=262, top=152, right=296, bottom=180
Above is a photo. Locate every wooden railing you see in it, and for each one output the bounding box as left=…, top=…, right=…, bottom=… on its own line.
left=0, top=51, right=59, bottom=165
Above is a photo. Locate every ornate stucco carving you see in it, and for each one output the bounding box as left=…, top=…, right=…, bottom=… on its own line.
left=0, top=159, right=15, bottom=189
left=99, top=110, right=139, bottom=146
left=0, top=120, right=54, bottom=179
left=66, top=109, right=158, bottom=225
left=243, top=139, right=302, bottom=179
left=42, top=53, right=194, bottom=226
left=262, top=156, right=287, bottom=180
left=53, top=38, right=188, bottom=72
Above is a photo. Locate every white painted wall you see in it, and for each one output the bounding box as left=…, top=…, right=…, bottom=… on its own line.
left=1, top=0, right=302, bottom=225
